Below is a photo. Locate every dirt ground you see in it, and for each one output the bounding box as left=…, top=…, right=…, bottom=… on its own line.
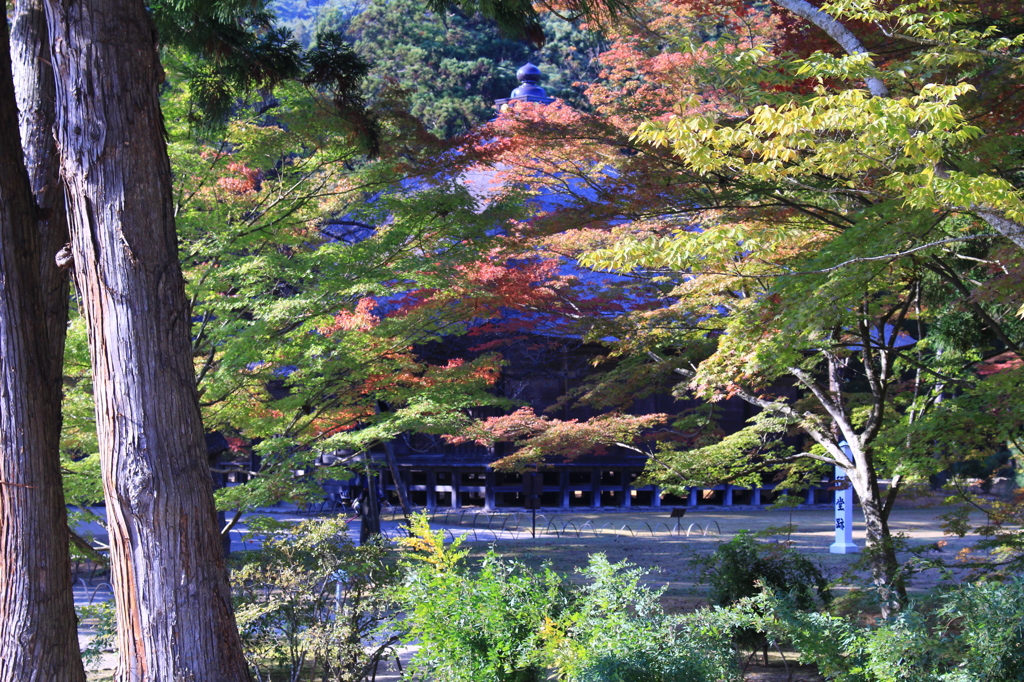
left=438, top=503, right=989, bottom=602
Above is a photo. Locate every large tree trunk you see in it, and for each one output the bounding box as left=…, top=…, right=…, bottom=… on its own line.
left=42, top=0, right=251, bottom=679
left=0, top=14, right=85, bottom=682
left=12, top=0, right=70, bottom=364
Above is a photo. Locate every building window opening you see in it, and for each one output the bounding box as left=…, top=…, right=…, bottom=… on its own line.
left=569, top=471, right=591, bottom=485
left=701, top=489, right=723, bottom=505
left=731, top=488, right=753, bottom=505
left=632, top=490, right=653, bottom=506
left=660, top=492, right=687, bottom=506
left=496, top=472, right=523, bottom=486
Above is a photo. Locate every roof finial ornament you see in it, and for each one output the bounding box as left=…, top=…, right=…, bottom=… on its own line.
left=495, top=62, right=554, bottom=112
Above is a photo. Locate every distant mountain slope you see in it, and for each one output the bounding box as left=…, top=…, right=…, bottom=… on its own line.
left=270, top=0, right=364, bottom=46
left=270, top=0, right=604, bottom=138
left=269, top=0, right=333, bottom=23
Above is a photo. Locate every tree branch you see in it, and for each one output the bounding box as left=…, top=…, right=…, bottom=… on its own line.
left=787, top=365, right=858, bottom=455
left=925, top=256, right=1020, bottom=353
left=678, top=234, right=990, bottom=280
left=617, top=442, right=694, bottom=481
left=973, top=209, right=1024, bottom=250
left=882, top=474, right=901, bottom=522
left=649, top=354, right=853, bottom=467
left=220, top=508, right=244, bottom=537
left=857, top=295, right=913, bottom=446
left=772, top=0, right=889, bottom=96
left=69, top=527, right=108, bottom=565
left=876, top=26, right=1024, bottom=63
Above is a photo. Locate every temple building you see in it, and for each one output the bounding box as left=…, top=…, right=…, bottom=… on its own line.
left=319, top=65, right=830, bottom=511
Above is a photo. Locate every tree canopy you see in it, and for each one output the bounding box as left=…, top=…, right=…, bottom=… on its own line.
left=456, top=0, right=1024, bottom=608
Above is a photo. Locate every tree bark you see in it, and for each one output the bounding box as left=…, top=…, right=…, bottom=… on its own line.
left=12, top=0, right=71, bottom=364
left=698, top=353, right=908, bottom=613
left=847, top=458, right=906, bottom=617
left=383, top=440, right=413, bottom=518
left=42, top=0, right=251, bottom=679
left=359, top=470, right=382, bottom=545
left=0, top=14, right=85, bottom=682
left=772, top=0, right=889, bottom=97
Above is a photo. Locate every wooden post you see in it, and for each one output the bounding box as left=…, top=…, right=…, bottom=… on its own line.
left=426, top=470, right=437, bottom=509
left=382, top=438, right=411, bottom=517
left=484, top=469, right=496, bottom=510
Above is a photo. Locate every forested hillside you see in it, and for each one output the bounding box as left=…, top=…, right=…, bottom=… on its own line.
left=272, top=0, right=604, bottom=136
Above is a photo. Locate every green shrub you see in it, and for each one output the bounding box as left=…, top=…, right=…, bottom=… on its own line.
left=692, top=530, right=831, bottom=659
left=232, top=516, right=401, bottom=681
left=937, top=579, right=1024, bottom=682
left=399, top=515, right=566, bottom=682
left=77, top=600, right=117, bottom=668
left=547, top=554, right=740, bottom=682
left=398, top=516, right=740, bottom=682
left=742, top=577, right=1024, bottom=682
left=694, top=531, right=832, bottom=610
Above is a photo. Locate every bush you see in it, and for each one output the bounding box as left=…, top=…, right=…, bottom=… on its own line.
left=232, top=516, right=401, bottom=682
left=693, top=530, right=831, bottom=658
left=743, top=577, right=1024, bottom=682
left=398, top=516, right=740, bottom=682
left=694, top=531, right=832, bottom=610
left=546, top=555, right=740, bottom=682
left=399, top=514, right=566, bottom=682
left=77, top=600, right=117, bottom=668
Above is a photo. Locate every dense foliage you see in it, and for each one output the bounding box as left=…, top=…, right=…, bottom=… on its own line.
left=273, top=0, right=606, bottom=138
left=695, top=530, right=831, bottom=655
left=744, top=578, right=1024, bottom=682
left=398, top=515, right=740, bottom=682
left=399, top=516, right=564, bottom=681
left=695, top=532, right=831, bottom=612
left=233, top=517, right=401, bottom=681
left=40, top=2, right=1024, bottom=674
left=456, top=0, right=1024, bottom=605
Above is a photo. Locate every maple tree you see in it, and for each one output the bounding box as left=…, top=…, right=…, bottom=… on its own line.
left=54, top=0, right=632, bottom=545
left=463, top=0, right=1024, bottom=612
left=2, top=0, right=647, bottom=675
left=90, top=66, right=539, bottom=525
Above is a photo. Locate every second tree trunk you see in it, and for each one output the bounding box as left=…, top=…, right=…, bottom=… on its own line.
left=43, top=0, right=251, bottom=679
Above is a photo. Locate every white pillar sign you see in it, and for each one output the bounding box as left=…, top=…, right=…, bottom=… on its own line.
left=830, top=441, right=859, bottom=554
